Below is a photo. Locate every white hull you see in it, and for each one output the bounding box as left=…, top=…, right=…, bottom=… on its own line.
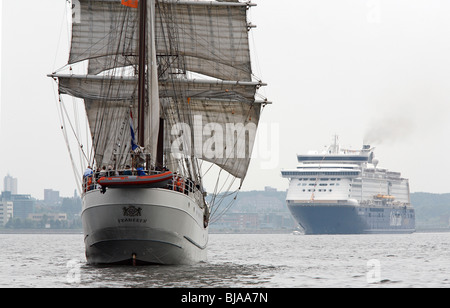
left=82, top=188, right=208, bottom=265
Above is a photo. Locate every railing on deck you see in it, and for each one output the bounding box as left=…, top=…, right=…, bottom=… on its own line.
left=82, top=168, right=205, bottom=209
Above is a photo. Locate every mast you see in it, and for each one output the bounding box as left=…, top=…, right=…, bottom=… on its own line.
left=142, top=0, right=161, bottom=166
left=138, top=0, right=147, bottom=147
left=156, top=118, right=164, bottom=168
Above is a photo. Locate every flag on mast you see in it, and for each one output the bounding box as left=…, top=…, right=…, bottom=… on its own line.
left=129, top=109, right=139, bottom=152
left=121, top=0, right=138, bottom=8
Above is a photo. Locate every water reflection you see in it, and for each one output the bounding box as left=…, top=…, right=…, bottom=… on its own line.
left=76, top=262, right=276, bottom=288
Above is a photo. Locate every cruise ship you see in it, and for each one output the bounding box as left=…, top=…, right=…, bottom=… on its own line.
left=281, top=137, right=415, bottom=234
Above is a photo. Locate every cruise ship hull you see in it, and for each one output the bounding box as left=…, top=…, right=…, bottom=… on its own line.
left=82, top=188, right=208, bottom=265
left=288, top=202, right=415, bottom=235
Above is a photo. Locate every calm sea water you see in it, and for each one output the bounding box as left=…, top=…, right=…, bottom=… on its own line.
left=1, top=232, right=450, bottom=288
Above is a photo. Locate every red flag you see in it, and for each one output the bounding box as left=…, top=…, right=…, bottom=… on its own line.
left=122, top=0, right=138, bottom=8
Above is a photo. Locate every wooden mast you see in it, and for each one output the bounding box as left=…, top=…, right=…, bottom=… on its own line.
left=138, top=0, right=147, bottom=147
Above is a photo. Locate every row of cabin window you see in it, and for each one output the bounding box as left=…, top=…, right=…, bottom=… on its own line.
left=302, top=189, right=333, bottom=192
left=298, top=183, right=340, bottom=186
left=298, top=178, right=342, bottom=181
left=284, top=171, right=359, bottom=176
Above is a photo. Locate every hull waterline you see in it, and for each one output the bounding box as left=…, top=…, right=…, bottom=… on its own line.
left=288, top=202, right=415, bottom=235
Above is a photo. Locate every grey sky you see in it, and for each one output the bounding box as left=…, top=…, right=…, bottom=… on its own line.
left=1, top=0, right=450, bottom=199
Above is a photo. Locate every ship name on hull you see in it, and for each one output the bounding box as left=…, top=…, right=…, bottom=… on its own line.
left=118, top=218, right=148, bottom=224
left=118, top=205, right=147, bottom=224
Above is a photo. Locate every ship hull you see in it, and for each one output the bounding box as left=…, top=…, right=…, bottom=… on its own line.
left=82, top=188, right=208, bottom=265
left=287, top=202, right=415, bottom=235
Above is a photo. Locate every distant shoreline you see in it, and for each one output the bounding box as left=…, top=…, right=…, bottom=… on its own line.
left=1, top=228, right=449, bottom=235
left=0, top=229, right=83, bottom=234
left=415, top=227, right=450, bottom=233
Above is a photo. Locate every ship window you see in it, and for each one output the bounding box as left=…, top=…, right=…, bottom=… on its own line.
left=302, top=189, right=305, bottom=192
left=329, top=189, right=332, bottom=192
left=330, top=183, right=335, bottom=186
left=319, top=183, right=327, bottom=186
left=320, top=178, right=329, bottom=181
left=330, top=178, right=336, bottom=180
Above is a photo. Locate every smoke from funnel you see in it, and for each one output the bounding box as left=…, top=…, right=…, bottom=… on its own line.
left=363, top=115, right=416, bottom=145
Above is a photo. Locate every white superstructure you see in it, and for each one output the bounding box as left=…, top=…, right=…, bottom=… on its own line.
left=282, top=140, right=410, bottom=207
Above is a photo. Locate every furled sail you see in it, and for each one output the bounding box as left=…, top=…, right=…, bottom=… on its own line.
left=54, top=0, right=266, bottom=181
left=56, top=74, right=260, bottom=102
left=57, top=75, right=138, bottom=101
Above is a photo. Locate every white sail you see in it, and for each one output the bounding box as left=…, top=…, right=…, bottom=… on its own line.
left=155, top=0, right=253, bottom=81
left=146, top=0, right=160, bottom=162
left=69, top=0, right=139, bottom=67
left=165, top=98, right=262, bottom=179
left=70, top=0, right=252, bottom=81
left=84, top=99, right=137, bottom=167
left=56, top=0, right=266, bottom=181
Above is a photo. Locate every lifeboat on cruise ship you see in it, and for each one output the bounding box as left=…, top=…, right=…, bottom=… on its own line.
left=374, top=194, right=395, bottom=200
left=97, top=171, right=173, bottom=188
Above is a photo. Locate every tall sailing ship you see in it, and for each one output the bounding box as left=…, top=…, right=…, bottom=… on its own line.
left=282, top=137, right=415, bottom=234
left=49, top=0, right=267, bottom=264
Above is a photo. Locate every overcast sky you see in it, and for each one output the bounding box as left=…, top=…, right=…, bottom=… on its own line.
left=1, top=0, right=450, bottom=199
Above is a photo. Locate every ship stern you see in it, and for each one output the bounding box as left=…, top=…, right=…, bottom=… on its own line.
left=82, top=188, right=208, bottom=265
